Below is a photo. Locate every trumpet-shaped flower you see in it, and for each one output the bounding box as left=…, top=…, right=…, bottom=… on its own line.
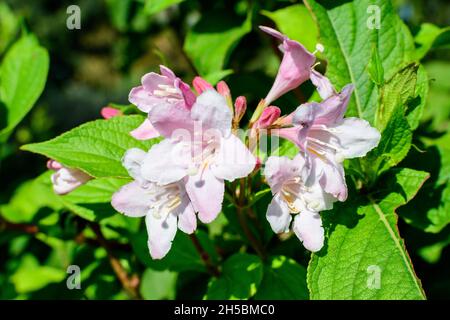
left=47, top=160, right=91, bottom=195
left=141, top=90, right=257, bottom=223
left=264, top=155, right=334, bottom=252
left=128, top=65, right=196, bottom=140
left=111, top=148, right=197, bottom=259
left=283, top=82, right=381, bottom=201
left=259, top=26, right=317, bottom=106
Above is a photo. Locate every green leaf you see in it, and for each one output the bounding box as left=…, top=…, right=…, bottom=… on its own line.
left=418, top=232, right=450, bottom=264
left=406, top=64, right=428, bottom=131
left=0, top=2, right=19, bottom=54
left=105, top=0, right=132, bottom=32
left=205, top=253, right=263, bottom=300
left=21, top=115, right=159, bottom=178
left=11, top=255, right=66, bottom=294
left=307, top=168, right=428, bottom=299
left=61, top=177, right=130, bottom=221
left=254, top=255, right=308, bottom=300
left=367, top=45, right=384, bottom=86
left=0, top=172, right=61, bottom=223
left=261, top=4, right=318, bottom=52
left=414, top=23, right=450, bottom=60
left=144, top=0, right=184, bottom=16
left=184, top=11, right=251, bottom=84
left=0, top=35, right=49, bottom=141
left=364, top=64, right=420, bottom=177
left=399, top=134, right=450, bottom=233
left=421, top=61, right=450, bottom=131
left=365, top=106, right=412, bottom=177
left=140, top=269, right=177, bottom=300
left=203, top=70, right=234, bottom=85
left=132, top=229, right=218, bottom=273
left=304, top=0, right=414, bottom=123
left=375, top=63, right=418, bottom=131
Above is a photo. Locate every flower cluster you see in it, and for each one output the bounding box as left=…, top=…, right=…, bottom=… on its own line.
left=52, top=26, right=380, bottom=259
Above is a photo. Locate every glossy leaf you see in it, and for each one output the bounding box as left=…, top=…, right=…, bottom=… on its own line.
left=21, top=115, right=159, bottom=178
left=0, top=35, right=49, bottom=141
left=308, top=168, right=428, bottom=299
left=254, top=255, right=308, bottom=300
left=205, top=253, right=263, bottom=300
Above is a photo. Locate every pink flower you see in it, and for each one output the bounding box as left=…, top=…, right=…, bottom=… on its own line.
left=47, top=160, right=91, bottom=195
left=100, top=107, right=122, bottom=119
left=264, top=155, right=334, bottom=252
left=111, top=148, right=196, bottom=259
left=128, top=65, right=196, bottom=140
left=275, top=82, right=381, bottom=201
left=233, top=96, right=247, bottom=124
left=255, top=106, right=281, bottom=129
left=141, top=90, right=256, bottom=223
left=193, top=76, right=213, bottom=95
left=260, top=26, right=317, bottom=106
left=130, top=119, right=160, bottom=140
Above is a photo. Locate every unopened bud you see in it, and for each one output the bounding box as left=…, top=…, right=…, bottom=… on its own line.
left=217, top=81, right=231, bottom=98
left=256, top=106, right=281, bottom=129
left=234, top=96, right=247, bottom=123
left=217, top=80, right=233, bottom=110
left=193, top=76, right=213, bottom=94
left=47, top=159, right=62, bottom=171
left=101, top=107, right=122, bottom=119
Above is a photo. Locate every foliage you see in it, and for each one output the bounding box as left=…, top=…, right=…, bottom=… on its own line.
left=1, top=0, right=450, bottom=301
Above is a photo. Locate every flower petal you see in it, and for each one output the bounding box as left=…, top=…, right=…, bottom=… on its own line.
left=146, top=211, right=178, bottom=259
left=310, top=69, right=336, bottom=100
left=264, top=155, right=305, bottom=194
left=211, top=134, right=256, bottom=181
left=129, top=84, right=166, bottom=113
left=130, top=118, right=160, bottom=140
left=177, top=195, right=197, bottom=234
left=264, top=36, right=316, bottom=105
left=331, top=117, right=381, bottom=159
left=111, top=181, right=151, bottom=217
left=259, top=26, right=287, bottom=41
left=313, top=156, right=347, bottom=201
left=293, top=210, right=324, bottom=252
left=141, top=139, right=189, bottom=185
left=186, top=167, right=224, bottom=224
left=303, top=167, right=336, bottom=212
left=296, top=85, right=354, bottom=126
left=122, top=148, right=146, bottom=182
left=148, top=101, right=195, bottom=139
left=190, top=90, right=232, bottom=136
left=266, top=194, right=292, bottom=233
left=51, top=167, right=91, bottom=195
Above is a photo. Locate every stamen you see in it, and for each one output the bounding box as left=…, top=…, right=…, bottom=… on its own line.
left=307, top=137, right=340, bottom=152
left=315, top=43, right=325, bottom=53
left=153, top=89, right=171, bottom=97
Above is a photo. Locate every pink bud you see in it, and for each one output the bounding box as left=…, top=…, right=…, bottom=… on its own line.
left=47, top=159, right=62, bottom=171
left=234, top=96, right=247, bottom=122
left=101, top=107, right=122, bottom=119
left=193, top=76, right=213, bottom=94
left=256, top=106, right=281, bottom=128
left=217, top=81, right=231, bottom=98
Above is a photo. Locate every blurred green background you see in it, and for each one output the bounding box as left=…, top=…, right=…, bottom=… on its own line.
left=0, top=0, right=449, bottom=299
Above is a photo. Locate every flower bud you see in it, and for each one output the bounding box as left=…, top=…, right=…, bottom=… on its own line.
left=193, top=76, right=213, bottom=94
left=256, top=106, right=281, bottom=129
left=217, top=80, right=233, bottom=110
left=101, top=107, right=121, bottom=119
left=47, top=159, right=62, bottom=170
left=217, top=81, right=231, bottom=98
left=234, top=96, right=247, bottom=122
